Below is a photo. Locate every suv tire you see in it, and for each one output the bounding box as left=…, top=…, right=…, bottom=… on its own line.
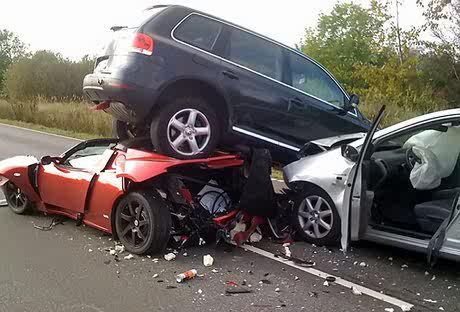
left=150, top=96, right=220, bottom=159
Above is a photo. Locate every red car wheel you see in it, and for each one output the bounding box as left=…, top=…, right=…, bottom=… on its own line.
left=114, top=191, right=171, bottom=255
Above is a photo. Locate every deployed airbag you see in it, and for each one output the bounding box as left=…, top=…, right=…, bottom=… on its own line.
left=409, top=146, right=442, bottom=190
left=404, top=127, right=460, bottom=179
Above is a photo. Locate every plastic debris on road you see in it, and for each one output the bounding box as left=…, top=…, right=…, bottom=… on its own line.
left=274, top=287, right=280, bottom=292
left=124, top=254, right=134, bottom=260
left=384, top=308, right=394, bottom=312
left=197, top=289, right=203, bottom=294
left=211, top=269, right=219, bottom=273
left=153, top=274, right=159, bottom=278
left=283, top=243, right=292, bottom=258
left=176, top=269, right=197, bottom=283
left=423, top=299, right=437, bottom=303
left=401, top=305, right=412, bottom=311
left=203, top=254, right=214, bottom=267
left=359, top=262, right=367, bottom=267
left=401, top=264, right=408, bottom=268
left=114, top=245, right=125, bottom=253
left=199, top=237, right=206, bottom=246
left=164, top=253, right=176, bottom=261
left=109, top=249, right=116, bottom=255
left=249, top=232, right=262, bottom=243
left=351, top=287, right=362, bottom=295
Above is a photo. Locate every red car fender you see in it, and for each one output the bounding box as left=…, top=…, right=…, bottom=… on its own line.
left=0, top=156, right=41, bottom=202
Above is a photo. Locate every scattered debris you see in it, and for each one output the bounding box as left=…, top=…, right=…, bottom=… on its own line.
left=439, top=308, right=444, bottom=311
left=294, top=276, right=299, bottom=281
left=351, top=287, right=362, bottom=295
left=164, top=253, right=176, bottom=261
left=109, top=249, right=116, bottom=255
left=166, top=285, right=177, bottom=289
left=283, top=243, right=292, bottom=258
left=152, top=258, right=159, bottom=263
left=260, top=279, right=272, bottom=285
left=114, top=255, right=120, bottom=262
left=203, top=254, right=214, bottom=267
left=308, top=291, right=318, bottom=298
left=401, top=264, right=408, bottom=269
left=197, top=289, right=203, bottom=295
left=225, top=286, right=253, bottom=295
left=431, top=275, right=436, bottom=281
left=123, top=254, right=134, bottom=260
left=275, top=287, right=280, bottom=292
left=153, top=274, right=159, bottom=278
left=425, top=271, right=430, bottom=276
left=183, top=252, right=188, bottom=257
left=88, top=249, right=93, bottom=252
left=33, top=217, right=64, bottom=231
left=384, top=308, right=394, bottom=312
left=323, top=281, right=330, bottom=287
left=423, top=299, right=437, bottom=303
left=199, top=238, right=206, bottom=246
left=157, top=279, right=164, bottom=283
left=211, top=269, right=219, bottom=273
left=326, top=276, right=336, bottom=283
left=359, top=262, right=367, bottom=267
left=249, top=232, right=262, bottom=243
left=388, top=257, right=393, bottom=261
left=176, top=269, right=197, bottom=283
left=114, top=245, right=125, bottom=253
left=401, top=305, right=412, bottom=311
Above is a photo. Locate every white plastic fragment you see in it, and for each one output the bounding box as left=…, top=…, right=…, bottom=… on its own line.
left=88, top=249, right=93, bottom=252
left=197, top=289, right=203, bottom=295
left=203, top=254, right=214, bottom=267
left=351, top=287, right=362, bottom=295
left=124, top=254, right=134, bottom=260
left=211, top=269, right=219, bottom=273
left=249, top=232, right=262, bottom=243
left=359, top=262, right=367, bottom=267
left=183, top=252, right=188, bottom=257
left=401, top=305, right=412, bottom=311
left=152, top=274, right=159, bottom=278
left=425, top=271, right=430, bottom=276
left=294, top=276, right=299, bottom=281
left=283, top=244, right=292, bottom=258
left=384, top=308, right=394, bottom=312
left=152, top=258, right=159, bottom=262
left=323, top=281, right=329, bottom=287
left=199, top=238, right=206, bottom=246
left=423, top=299, right=437, bottom=303
left=109, top=249, right=116, bottom=255
left=115, top=245, right=125, bottom=253
left=439, top=307, right=444, bottom=311
left=275, top=287, right=280, bottom=292
left=388, top=257, right=393, bottom=261
left=164, top=253, right=176, bottom=261
left=431, top=275, right=436, bottom=281
left=401, top=264, right=408, bottom=268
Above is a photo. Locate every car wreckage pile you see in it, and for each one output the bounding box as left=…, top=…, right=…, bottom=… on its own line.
left=0, top=137, right=297, bottom=256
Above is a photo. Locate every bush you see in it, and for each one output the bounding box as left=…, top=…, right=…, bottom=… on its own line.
left=4, top=51, right=93, bottom=101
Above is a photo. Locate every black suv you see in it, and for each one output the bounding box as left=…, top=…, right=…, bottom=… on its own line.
left=83, top=5, right=370, bottom=163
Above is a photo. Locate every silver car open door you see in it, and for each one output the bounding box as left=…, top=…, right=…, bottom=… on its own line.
left=341, top=106, right=385, bottom=252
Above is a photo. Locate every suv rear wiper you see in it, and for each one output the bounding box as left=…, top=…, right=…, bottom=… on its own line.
left=110, top=25, right=128, bottom=32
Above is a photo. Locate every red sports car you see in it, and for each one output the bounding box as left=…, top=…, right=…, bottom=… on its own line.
left=0, top=138, right=244, bottom=254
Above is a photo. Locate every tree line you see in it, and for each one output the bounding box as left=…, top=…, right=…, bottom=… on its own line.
left=0, top=0, right=459, bottom=125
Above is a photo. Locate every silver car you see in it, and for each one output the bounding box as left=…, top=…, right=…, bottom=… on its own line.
left=283, top=106, right=460, bottom=262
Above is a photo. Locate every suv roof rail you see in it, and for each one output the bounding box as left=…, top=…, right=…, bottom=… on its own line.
left=144, top=4, right=172, bottom=10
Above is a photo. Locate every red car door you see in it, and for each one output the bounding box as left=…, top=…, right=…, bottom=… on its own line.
left=37, top=140, right=116, bottom=214
left=38, top=164, right=94, bottom=213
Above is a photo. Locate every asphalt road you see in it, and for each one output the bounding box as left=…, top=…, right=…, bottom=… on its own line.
left=0, top=123, right=459, bottom=312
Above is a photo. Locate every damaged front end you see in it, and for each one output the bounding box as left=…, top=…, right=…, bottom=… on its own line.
left=0, top=156, right=41, bottom=202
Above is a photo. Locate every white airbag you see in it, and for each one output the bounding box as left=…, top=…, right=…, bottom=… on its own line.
left=409, top=146, right=442, bottom=190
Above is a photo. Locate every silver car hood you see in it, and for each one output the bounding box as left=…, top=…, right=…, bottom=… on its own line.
left=310, top=133, right=366, bottom=149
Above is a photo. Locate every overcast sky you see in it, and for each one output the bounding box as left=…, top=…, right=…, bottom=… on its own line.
left=0, top=0, right=425, bottom=60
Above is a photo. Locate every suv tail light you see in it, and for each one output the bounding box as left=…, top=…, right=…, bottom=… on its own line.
left=130, top=33, right=154, bottom=56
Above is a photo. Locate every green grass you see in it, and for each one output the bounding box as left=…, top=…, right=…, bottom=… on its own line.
left=0, top=98, right=112, bottom=138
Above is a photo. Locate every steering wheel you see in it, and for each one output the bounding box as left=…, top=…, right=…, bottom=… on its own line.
left=405, top=146, right=422, bottom=170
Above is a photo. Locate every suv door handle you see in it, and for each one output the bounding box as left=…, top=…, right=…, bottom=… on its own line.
left=222, top=70, right=239, bottom=80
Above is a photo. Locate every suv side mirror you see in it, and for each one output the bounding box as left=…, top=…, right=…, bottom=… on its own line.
left=343, top=94, right=360, bottom=112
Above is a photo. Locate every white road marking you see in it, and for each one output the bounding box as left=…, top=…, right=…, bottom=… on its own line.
left=0, top=199, right=7, bottom=206
left=243, top=244, right=414, bottom=311
left=0, top=123, right=81, bottom=142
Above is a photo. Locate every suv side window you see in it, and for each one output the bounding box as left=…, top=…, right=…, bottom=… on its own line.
left=288, top=52, right=345, bottom=108
left=228, top=28, right=283, bottom=81
left=174, top=14, right=223, bottom=52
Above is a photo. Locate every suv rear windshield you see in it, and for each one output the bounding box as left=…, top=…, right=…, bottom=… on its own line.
left=174, top=14, right=223, bottom=52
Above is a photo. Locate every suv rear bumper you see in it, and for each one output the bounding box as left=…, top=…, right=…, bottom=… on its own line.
left=83, top=73, right=154, bottom=123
